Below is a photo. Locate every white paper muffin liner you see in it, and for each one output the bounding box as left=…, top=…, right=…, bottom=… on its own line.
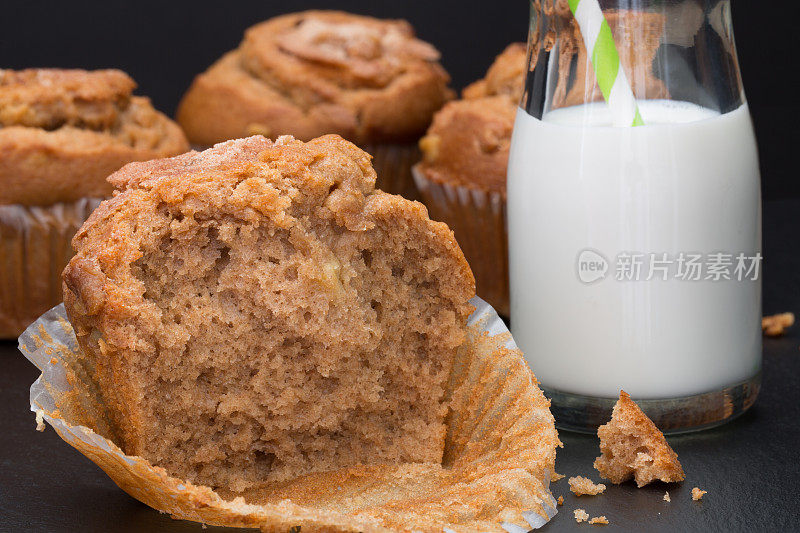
left=19, top=297, right=557, bottom=532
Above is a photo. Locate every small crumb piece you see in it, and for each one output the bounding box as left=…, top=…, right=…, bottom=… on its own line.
left=569, top=475, right=606, bottom=496
left=692, top=487, right=707, bottom=501
left=557, top=495, right=564, bottom=506
left=594, top=391, right=685, bottom=487
left=574, top=509, right=589, bottom=523
left=663, top=491, right=671, bottom=502
left=552, top=471, right=565, bottom=481
left=589, top=516, right=609, bottom=525
left=35, top=410, right=45, bottom=432
left=762, top=312, right=794, bottom=336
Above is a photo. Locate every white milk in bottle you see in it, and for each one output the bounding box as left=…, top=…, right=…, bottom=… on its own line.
left=507, top=100, right=761, bottom=400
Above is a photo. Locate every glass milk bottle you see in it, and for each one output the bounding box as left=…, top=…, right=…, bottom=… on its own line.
left=508, top=0, right=761, bottom=432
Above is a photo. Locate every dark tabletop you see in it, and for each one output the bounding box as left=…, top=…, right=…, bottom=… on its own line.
left=1, top=199, right=799, bottom=532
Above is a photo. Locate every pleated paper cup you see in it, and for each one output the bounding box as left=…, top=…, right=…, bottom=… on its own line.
left=412, top=165, right=509, bottom=316
left=362, top=143, right=422, bottom=202
left=0, top=198, right=102, bottom=338
left=19, top=297, right=559, bottom=533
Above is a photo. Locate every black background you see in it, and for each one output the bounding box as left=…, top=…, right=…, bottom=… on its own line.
left=2, top=1, right=798, bottom=200
left=3, top=3, right=800, bottom=531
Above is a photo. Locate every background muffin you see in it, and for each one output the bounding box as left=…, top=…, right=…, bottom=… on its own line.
left=176, top=10, right=454, bottom=200
left=63, top=134, right=475, bottom=492
left=0, top=68, right=188, bottom=337
left=414, top=43, right=526, bottom=316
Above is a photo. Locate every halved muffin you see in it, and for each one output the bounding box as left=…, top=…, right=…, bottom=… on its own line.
left=62, top=134, right=475, bottom=493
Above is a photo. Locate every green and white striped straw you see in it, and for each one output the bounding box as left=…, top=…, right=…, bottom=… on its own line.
left=568, top=0, right=645, bottom=127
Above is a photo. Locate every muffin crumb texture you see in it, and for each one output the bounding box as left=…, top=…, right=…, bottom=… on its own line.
left=594, top=391, right=685, bottom=487
left=569, top=475, right=606, bottom=496
left=589, top=516, right=609, bottom=525
left=574, top=509, right=589, bottom=523
left=692, top=487, right=707, bottom=501
left=63, top=134, right=475, bottom=494
left=663, top=491, right=671, bottom=502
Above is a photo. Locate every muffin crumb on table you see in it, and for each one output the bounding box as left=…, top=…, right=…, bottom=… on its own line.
left=762, top=312, right=794, bottom=336
left=574, top=509, right=590, bottom=523
left=594, top=391, right=685, bottom=487
left=569, top=475, right=607, bottom=496
left=692, top=487, right=708, bottom=501
left=589, top=516, right=610, bottom=525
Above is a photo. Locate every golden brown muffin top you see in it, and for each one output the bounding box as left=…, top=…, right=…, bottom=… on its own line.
left=416, top=44, right=526, bottom=195
left=0, top=68, right=189, bottom=206
left=417, top=97, right=516, bottom=196
left=0, top=69, right=136, bottom=130
left=243, top=11, right=442, bottom=95
left=176, top=11, right=454, bottom=145
left=66, top=134, right=475, bottom=358
left=462, top=43, right=527, bottom=104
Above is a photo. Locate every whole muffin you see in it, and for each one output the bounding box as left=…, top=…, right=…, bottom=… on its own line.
left=177, top=10, right=455, bottom=200
left=413, top=43, right=526, bottom=316
left=63, top=134, right=475, bottom=493
left=0, top=68, right=188, bottom=337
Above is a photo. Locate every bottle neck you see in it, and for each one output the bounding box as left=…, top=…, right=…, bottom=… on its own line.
left=521, top=0, right=744, bottom=120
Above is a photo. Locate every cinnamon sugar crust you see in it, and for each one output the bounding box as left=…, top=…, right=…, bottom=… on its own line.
left=0, top=68, right=189, bottom=205
left=0, top=69, right=135, bottom=130
left=63, top=134, right=476, bottom=493
left=177, top=11, right=454, bottom=145
left=594, top=391, right=685, bottom=487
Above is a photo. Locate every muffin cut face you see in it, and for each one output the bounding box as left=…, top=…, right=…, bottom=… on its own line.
left=63, top=135, right=475, bottom=493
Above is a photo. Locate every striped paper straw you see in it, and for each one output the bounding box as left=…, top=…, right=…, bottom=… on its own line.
left=568, top=0, right=645, bottom=126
